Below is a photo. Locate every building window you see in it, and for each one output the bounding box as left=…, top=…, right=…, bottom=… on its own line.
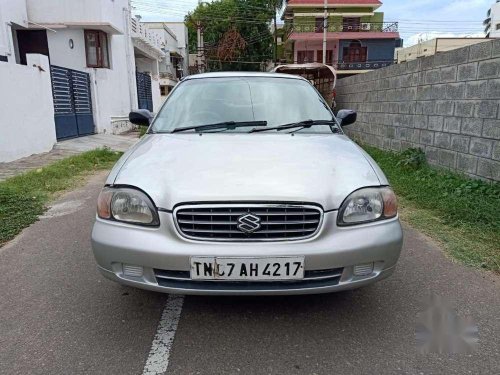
left=315, top=18, right=324, bottom=33
left=297, top=50, right=314, bottom=63
left=496, top=23, right=500, bottom=30
left=317, top=50, right=334, bottom=64
left=84, top=30, right=110, bottom=68
left=343, top=41, right=367, bottom=63
left=160, top=85, right=169, bottom=96
left=343, top=17, right=361, bottom=31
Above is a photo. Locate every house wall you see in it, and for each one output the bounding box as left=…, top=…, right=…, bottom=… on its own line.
left=24, top=0, right=139, bottom=133
left=147, top=23, right=181, bottom=82
left=292, top=11, right=385, bottom=33
left=293, top=40, right=339, bottom=62
left=336, top=39, right=500, bottom=181
left=0, top=0, right=28, bottom=62
left=0, top=54, right=56, bottom=162
left=489, top=3, right=500, bottom=38
left=147, top=23, right=180, bottom=55
left=47, top=29, right=86, bottom=68
left=164, top=22, right=189, bottom=74
left=292, top=38, right=396, bottom=63
left=338, top=39, right=397, bottom=61
left=46, top=28, right=138, bottom=134
left=26, top=0, right=126, bottom=32
left=396, top=39, right=490, bottom=63
left=93, top=33, right=138, bottom=133
left=151, top=77, right=162, bottom=111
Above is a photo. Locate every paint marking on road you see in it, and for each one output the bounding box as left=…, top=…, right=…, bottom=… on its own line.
left=143, top=294, right=185, bottom=375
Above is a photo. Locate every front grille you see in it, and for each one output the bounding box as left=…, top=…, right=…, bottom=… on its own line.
left=154, top=267, right=343, bottom=291
left=174, top=204, right=323, bottom=241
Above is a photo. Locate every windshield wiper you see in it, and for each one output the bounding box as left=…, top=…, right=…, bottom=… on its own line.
left=171, top=121, right=267, bottom=133
left=248, top=119, right=338, bottom=133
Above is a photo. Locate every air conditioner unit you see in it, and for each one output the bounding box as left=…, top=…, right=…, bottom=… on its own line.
left=361, top=23, right=371, bottom=31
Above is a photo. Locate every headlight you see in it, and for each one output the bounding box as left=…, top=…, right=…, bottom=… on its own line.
left=96, top=187, right=159, bottom=226
left=338, top=186, right=397, bottom=226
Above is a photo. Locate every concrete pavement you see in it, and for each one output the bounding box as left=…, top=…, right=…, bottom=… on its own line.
left=0, top=133, right=138, bottom=181
left=0, top=172, right=499, bottom=375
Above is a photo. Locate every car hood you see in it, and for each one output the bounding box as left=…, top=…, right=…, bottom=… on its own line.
left=109, top=134, right=382, bottom=211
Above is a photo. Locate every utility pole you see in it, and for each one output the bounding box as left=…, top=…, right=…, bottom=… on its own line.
left=273, top=12, right=278, bottom=65
left=196, top=0, right=207, bottom=72
left=200, top=26, right=205, bottom=72
left=197, top=20, right=202, bottom=71
left=322, top=0, right=327, bottom=64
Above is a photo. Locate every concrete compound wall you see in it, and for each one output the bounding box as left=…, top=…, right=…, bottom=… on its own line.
left=336, top=39, right=500, bottom=181
left=0, top=54, right=56, bottom=162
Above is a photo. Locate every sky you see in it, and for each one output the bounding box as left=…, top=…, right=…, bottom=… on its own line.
left=131, top=0, right=492, bottom=46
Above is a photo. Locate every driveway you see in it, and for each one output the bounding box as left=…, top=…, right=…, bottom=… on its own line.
left=1, top=172, right=499, bottom=375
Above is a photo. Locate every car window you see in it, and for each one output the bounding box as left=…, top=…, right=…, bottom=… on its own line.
left=152, top=77, right=335, bottom=133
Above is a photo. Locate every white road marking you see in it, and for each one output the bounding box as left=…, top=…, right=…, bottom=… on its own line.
left=143, top=294, right=185, bottom=375
left=39, top=199, right=84, bottom=219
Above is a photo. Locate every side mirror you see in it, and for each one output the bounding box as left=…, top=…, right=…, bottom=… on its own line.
left=336, top=109, right=357, bottom=126
left=129, top=109, right=153, bottom=126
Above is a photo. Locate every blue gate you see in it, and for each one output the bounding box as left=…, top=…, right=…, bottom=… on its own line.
left=50, top=65, right=94, bottom=139
left=136, top=71, right=153, bottom=112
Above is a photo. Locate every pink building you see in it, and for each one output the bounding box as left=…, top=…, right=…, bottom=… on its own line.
left=282, top=0, right=401, bottom=77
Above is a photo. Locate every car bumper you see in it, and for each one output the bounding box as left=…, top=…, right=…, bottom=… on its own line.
left=91, top=211, right=403, bottom=296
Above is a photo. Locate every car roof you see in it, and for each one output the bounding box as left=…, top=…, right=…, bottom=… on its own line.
left=183, top=71, right=306, bottom=81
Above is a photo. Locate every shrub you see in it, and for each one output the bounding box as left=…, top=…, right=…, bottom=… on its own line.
left=396, top=147, right=427, bottom=169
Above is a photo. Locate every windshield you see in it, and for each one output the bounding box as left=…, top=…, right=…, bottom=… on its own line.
left=151, top=77, right=336, bottom=133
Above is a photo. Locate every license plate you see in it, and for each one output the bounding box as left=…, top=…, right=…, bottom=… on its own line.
left=190, top=256, right=305, bottom=281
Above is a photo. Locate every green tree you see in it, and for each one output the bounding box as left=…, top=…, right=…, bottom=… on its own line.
left=185, top=0, right=274, bottom=71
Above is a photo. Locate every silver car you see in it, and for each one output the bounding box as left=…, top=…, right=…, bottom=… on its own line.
left=91, top=72, right=403, bottom=295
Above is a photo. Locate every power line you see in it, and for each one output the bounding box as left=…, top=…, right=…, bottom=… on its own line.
left=133, top=5, right=274, bottom=24
left=132, top=0, right=274, bottom=12
left=131, top=0, right=274, bottom=16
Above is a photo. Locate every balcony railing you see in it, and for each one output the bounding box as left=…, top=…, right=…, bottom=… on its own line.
left=160, top=68, right=183, bottom=80
left=159, top=72, right=175, bottom=80
left=290, top=22, right=399, bottom=34
left=130, top=17, right=165, bottom=56
left=335, top=60, right=395, bottom=70
left=292, top=59, right=395, bottom=71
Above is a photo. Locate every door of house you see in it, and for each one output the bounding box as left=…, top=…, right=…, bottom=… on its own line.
left=16, top=30, right=49, bottom=65
left=297, top=50, right=314, bottom=64
left=136, top=71, right=153, bottom=112
left=315, top=18, right=324, bottom=33
left=343, top=42, right=367, bottom=63
left=317, top=50, right=334, bottom=65
left=342, top=17, right=361, bottom=31
left=50, top=65, right=94, bottom=139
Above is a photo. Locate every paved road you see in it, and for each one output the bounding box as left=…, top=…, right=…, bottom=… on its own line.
left=1, top=173, right=499, bottom=375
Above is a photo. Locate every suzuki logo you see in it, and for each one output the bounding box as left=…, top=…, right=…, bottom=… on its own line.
left=237, top=213, right=261, bottom=233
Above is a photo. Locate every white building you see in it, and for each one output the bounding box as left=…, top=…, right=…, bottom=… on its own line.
left=163, top=22, right=189, bottom=74
left=396, top=38, right=490, bottom=63
left=485, top=1, right=500, bottom=38
left=144, top=21, right=189, bottom=100
left=0, top=0, right=165, bottom=161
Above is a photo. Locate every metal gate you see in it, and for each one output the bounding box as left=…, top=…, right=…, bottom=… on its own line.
left=136, top=71, right=153, bottom=112
left=50, top=65, right=94, bottom=139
